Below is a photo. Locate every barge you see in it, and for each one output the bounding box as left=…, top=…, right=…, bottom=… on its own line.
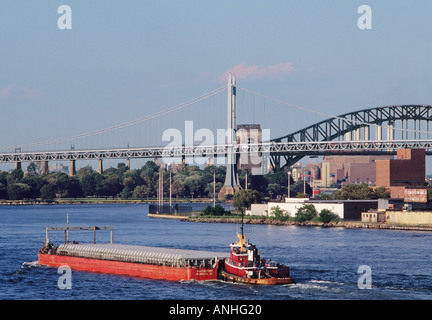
left=39, top=243, right=226, bottom=281
left=38, top=215, right=294, bottom=285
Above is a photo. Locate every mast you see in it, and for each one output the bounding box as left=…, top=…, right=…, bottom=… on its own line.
left=241, top=209, right=244, bottom=237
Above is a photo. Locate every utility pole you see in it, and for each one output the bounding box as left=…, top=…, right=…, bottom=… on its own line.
left=169, top=168, right=172, bottom=210
left=303, top=168, right=306, bottom=195
left=287, top=171, right=291, bottom=198
left=158, top=167, right=164, bottom=208
left=213, top=169, right=216, bottom=207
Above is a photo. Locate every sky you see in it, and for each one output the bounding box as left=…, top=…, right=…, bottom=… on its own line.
left=1, top=1, right=432, bottom=169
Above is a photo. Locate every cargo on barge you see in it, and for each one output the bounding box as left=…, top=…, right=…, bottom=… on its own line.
left=39, top=243, right=226, bottom=281
left=37, top=216, right=227, bottom=281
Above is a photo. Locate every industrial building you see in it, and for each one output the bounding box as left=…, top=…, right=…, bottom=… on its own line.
left=362, top=148, right=432, bottom=225
left=247, top=197, right=378, bottom=221
left=375, top=148, right=427, bottom=198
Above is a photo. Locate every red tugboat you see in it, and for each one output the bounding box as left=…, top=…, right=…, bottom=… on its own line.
left=218, top=216, right=295, bottom=285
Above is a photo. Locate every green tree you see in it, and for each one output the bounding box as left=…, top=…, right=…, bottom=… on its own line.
left=0, top=182, right=7, bottom=199
left=373, top=187, right=390, bottom=199
left=249, top=175, right=268, bottom=195
left=0, top=172, right=8, bottom=199
left=7, top=183, right=31, bottom=200
left=267, top=183, right=282, bottom=198
left=116, top=163, right=129, bottom=176
left=270, top=205, right=289, bottom=221
left=8, top=169, right=24, bottom=184
left=319, top=208, right=338, bottom=223
left=22, top=174, right=44, bottom=199
left=171, top=180, right=185, bottom=198
left=233, top=189, right=262, bottom=214
left=291, top=180, right=312, bottom=197
left=133, top=185, right=151, bottom=199
left=27, top=162, right=38, bottom=175
left=201, top=204, right=230, bottom=216
left=67, top=177, right=83, bottom=198
left=100, top=174, right=123, bottom=198
left=80, top=174, right=97, bottom=197
left=332, top=184, right=389, bottom=200
left=54, top=172, right=70, bottom=197
left=184, top=174, right=204, bottom=197
left=40, top=184, right=56, bottom=201
left=295, top=204, right=317, bottom=222
left=120, top=186, right=132, bottom=199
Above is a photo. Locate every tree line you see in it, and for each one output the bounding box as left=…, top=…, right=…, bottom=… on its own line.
left=0, top=161, right=311, bottom=201
left=0, top=160, right=391, bottom=202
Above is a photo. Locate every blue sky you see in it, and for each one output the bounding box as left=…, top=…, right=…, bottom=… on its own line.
left=1, top=1, right=432, bottom=156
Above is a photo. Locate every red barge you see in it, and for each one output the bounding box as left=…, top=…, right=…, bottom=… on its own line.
left=39, top=243, right=225, bottom=281
left=38, top=216, right=295, bottom=285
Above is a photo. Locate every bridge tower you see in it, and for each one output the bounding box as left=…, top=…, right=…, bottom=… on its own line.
left=219, top=74, right=240, bottom=199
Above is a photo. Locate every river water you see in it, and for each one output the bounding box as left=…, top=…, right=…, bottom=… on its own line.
left=1, top=203, right=432, bottom=302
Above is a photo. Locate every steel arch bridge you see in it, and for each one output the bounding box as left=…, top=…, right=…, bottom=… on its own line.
left=2, top=104, right=432, bottom=175
left=269, top=105, right=432, bottom=170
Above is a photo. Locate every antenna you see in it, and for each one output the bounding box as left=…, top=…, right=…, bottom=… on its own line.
left=241, top=210, right=244, bottom=236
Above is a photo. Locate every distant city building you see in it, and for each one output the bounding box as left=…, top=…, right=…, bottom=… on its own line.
left=324, top=155, right=393, bottom=185
left=292, top=155, right=393, bottom=189
left=48, top=163, right=68, bottom=174
left=236, top=124, right=263, bottom=174
left=291, top=163, right=303, bottom=182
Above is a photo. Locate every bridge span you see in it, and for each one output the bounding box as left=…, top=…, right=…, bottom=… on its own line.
left=2, top=79, right=432, bottom=186
left=2, top=139, right=432, bottom=175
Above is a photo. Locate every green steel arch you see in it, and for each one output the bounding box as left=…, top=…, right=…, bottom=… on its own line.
left=270, top=105, right=432, bottom=170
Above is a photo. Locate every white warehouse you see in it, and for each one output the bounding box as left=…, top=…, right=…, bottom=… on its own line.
left=247, top=198, right=378, bottom=221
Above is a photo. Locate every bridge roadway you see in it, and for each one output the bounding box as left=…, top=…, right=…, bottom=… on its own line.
left=1, top=140, right=432, bottom=164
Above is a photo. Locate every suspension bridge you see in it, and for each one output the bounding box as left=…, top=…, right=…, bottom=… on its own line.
left=1, top=74, right=432, bottom=197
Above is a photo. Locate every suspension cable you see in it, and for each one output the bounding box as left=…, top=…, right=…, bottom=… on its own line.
left=237, top=86, right=432, bottom=137
left=4, top=85, right=227, bottom=151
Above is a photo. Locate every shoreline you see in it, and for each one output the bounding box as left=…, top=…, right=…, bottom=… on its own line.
left=3, top=200, right=432, bottom=232
left=181, top=217, right=432, bottom=232
left=0, top=198, right=220, bottom=206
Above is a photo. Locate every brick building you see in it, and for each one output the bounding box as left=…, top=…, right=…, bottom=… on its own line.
left=375, top=149, right=427, bottom=198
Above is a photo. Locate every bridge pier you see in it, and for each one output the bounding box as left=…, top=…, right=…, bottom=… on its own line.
left=69, top=160, right=76, bottom=176
left=98, top=159, right=103, bottom=174
left=42, top=160, right=49, bottom=175
left=15, top=161, right=22, bottom=171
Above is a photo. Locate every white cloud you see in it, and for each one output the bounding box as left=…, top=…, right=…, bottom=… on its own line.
left=0, top=85, right=13, bottom=98
left=220, top=62, right=294, bottom=81
left=0, top=85, right=46, bottom=99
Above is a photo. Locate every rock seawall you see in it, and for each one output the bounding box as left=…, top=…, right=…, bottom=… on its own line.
left=182, top=217, right=432, bottom=232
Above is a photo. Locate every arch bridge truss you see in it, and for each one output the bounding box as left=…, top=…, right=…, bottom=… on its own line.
left=1, top=105, right=432, bottom=173
left=269, top=105, right=432, bottom=170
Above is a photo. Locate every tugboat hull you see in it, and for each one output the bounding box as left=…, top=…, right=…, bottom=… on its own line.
left=218, top=269, right=295, bottom=285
